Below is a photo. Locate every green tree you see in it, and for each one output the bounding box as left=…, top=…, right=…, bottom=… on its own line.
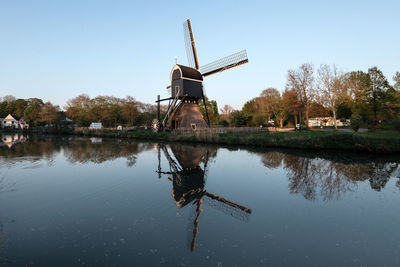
left=345, top=71, right=371, bottom=121
left=65, top=94, right=91, bottom=126
left=24, top=98, right=44, bottom=126
left=350, top=112, right=362, bottom=132
left=230, top=111, right=246, bottom=127
left=367, top=67, right=390, bottom=126
left=14, top=99, right=28, bottom=117
left=282, top=89, right=302, bottom=125
left=199, top=96, right=219, bottom=126
left=121, top=96, right=139, bottom=126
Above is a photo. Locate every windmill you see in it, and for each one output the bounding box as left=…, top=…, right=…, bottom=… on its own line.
left=156, top=143, right=252, bottom=251
left=152, top=19, right=248, bottom=132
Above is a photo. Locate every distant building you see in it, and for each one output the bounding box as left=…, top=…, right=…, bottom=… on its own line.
left=19, top=116, right=29, bottom=129
left=89, top=122, right=102, bottom=129
left=1, top=114, right=29, bottom=129
left=308, top=117, right=345, bottom=127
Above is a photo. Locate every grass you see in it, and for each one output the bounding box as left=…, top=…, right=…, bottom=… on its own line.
left=70, top=128, right=400, bottom=154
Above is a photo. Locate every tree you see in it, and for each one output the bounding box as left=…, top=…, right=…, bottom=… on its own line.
left=350, top=112, right=362, bottom=132
left=309, top=101, right=330, bottom=118
left=24, top=98, right=44, bottom=126
left=286, top=63, right=315, bottom=127
left=259, top=88, right=280, bottom=121
left=220, top=104, right=233, bottom=120
left=394, top=72, right=400, bottom=90
left=230, top=111, right=246, bottom=127
left=3, top=95, right=16, bottom=102
left=65, top=94, right=91, bottom=126
left=317, top=64, right=344, bottom=129
left=121, top=96, right=139, bottom=126
left=39, top=102, right=59, bottom=124
left=367, top=67, right=391, bottom=126
left=198, top=96, right=219, bottom=126
left=345, top=71, right=371, bottom=121
left=274, top=97, right=287, bottom=128
left=282, top=89, right=302, bottom=125
left=14, top=99, right=28, bottom=117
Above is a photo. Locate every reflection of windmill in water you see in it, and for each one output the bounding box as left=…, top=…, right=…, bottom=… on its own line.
left=152, top=19, right=248, bottom=132
left=156, top=144, right=252, bottom=251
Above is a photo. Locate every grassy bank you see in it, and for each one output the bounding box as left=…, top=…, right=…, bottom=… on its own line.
left=72, top=128, right=400, bottom=153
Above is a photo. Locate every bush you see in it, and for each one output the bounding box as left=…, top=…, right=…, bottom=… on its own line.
left=218, top=119, right=229, bottom=127
left=392, top=118, right=400, bottom=131
left=252, top=114, right=266, bottom=126
left=350, top=112, right=362, bottom=132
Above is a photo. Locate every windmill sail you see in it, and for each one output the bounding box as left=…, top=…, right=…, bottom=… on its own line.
left=183, top=19, right=200, bottom=70
left=200, top=50, right=248, bottom=77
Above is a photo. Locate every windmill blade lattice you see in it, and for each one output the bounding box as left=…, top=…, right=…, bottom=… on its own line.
left=200, top=50, right=248, bottom=77
left=203, top=192, right=251, bottom=222
left=183, top=20, right=199, bottom=69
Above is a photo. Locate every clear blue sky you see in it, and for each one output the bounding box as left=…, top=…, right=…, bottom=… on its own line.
left=1, top=0, right=399, bottom=110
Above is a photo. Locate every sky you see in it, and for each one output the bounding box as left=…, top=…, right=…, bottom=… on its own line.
left=0, top=0, right=399, bottom=110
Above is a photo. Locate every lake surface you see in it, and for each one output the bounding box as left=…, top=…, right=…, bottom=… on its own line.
left=1, top=133, right=400, bottom=266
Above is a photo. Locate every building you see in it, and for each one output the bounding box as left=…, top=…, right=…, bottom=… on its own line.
left=89, top=122, right=102, bottom=129
left=308, top=117, right=345, bottom=127
left=1, top=114, right=29, bottom=129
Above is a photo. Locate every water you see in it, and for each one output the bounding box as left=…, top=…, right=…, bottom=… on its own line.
left=1, top=133, right=400, bottom=266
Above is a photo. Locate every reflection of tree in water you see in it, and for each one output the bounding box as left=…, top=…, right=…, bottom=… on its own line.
left=0, top=135, right=62, bottom=167
left=261, top=151, right=284, bottom=169
left=64, top=138, right=152, bottom=166
left=260, top=150, right=400, bottom=201
left=0, top=135, right=153, bottom=168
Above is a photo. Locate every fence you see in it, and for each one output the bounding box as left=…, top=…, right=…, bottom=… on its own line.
left=172, top=127, right=271, bottom=136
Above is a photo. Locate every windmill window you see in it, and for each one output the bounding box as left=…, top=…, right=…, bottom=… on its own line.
left=191, top=123, right=196, bottom=130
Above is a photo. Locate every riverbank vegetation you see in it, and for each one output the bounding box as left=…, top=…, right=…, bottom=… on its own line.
left=1, top=65, right=400, bottom=132
left=70, top=128, right=400, bottom=154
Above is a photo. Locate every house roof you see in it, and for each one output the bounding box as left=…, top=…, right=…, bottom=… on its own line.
left=4, top=114, right=25, bottom=121
left=4, top=114, right=17, bottom=121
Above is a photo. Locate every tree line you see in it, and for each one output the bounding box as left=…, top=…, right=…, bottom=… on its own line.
left=0, top=95, right=63, bottom=126
left=0, top=94, right=167, bottom=128
left=2, top=65, right=399, bottom=129
left=64, top=94, right=169, bottom=127
left=219, top=65, right=400, bottom=130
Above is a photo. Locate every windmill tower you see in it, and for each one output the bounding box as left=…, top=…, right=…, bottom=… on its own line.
left=152, top=19, right=248, bottom=132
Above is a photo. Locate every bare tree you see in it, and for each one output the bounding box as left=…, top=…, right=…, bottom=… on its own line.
left=220, top=104, right=233, bottom=120
left=286, top=63, right=315, bottom=127
left=317, top=64, right=344, bottom=129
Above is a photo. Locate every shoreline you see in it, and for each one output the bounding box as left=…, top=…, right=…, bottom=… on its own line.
left=72, top=128, right=400, bottom=154
left=2, top=128, right=400, bottom=154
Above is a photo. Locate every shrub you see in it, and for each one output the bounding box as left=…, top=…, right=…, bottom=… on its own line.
left=252, top=114, right=266, bottom=126
left=392, top=118, right=400, bottom=131
left=218, top=119, right=229, bottom=127
left=350, top=112, right=362, bottom=132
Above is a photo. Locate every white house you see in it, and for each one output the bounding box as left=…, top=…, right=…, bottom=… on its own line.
left=1, top=114, right=29, bottom=129
left=2, top=114, right=19, bottom=129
